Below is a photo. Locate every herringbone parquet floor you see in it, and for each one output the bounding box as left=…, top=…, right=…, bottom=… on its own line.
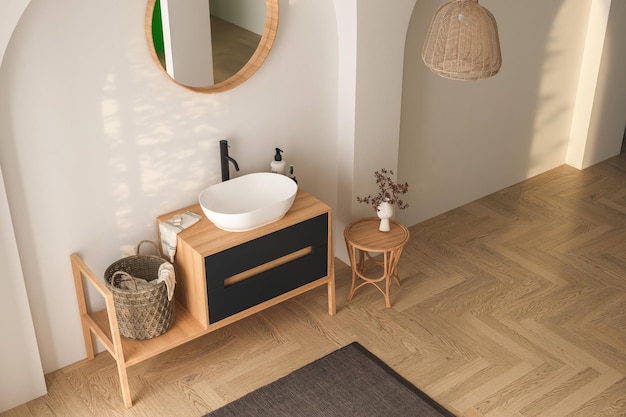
left=395, top=154, right=626, bottom=416
left=3, top=155, right=625, bottom=417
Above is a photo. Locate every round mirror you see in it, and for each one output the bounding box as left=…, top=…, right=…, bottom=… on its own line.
left=145, top=0, right=279, bottom=93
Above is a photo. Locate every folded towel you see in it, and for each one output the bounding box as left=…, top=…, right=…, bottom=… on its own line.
left=157, top=262, right=176, bottom=301
left=159, top=211, right=202, bottom=262
left=117, top=276, right=152, bottom=291
left=115, top=264, right=175, bottom=301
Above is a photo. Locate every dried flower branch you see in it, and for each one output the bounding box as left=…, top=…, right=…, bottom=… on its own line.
left=356, top=168, right=409, bottom=211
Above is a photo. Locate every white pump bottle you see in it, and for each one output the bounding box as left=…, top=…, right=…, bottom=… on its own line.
left=270, top=148, right=286, bottom=175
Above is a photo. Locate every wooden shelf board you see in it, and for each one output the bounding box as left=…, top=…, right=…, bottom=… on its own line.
left=89, top=302, right=206, bottom=367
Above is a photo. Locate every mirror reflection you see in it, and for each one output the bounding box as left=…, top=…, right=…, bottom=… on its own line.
left=147, top=0, right=277, bottom=92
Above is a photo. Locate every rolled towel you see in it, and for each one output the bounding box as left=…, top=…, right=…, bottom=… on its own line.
left=157, top=262, right=176, bottom=301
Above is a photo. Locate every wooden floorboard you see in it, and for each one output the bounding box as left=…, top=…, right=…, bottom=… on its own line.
left=3, top=154, right=625, bottom=416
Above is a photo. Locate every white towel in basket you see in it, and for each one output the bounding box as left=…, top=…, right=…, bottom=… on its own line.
left=116, top=265, right=175, bottom=301
left=159, top=211, right=202, bottom=262
left=158, top=262, right=176, bottom=301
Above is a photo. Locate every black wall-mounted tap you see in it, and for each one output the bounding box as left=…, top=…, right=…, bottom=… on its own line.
left=220, top=139, right=240, bottom=181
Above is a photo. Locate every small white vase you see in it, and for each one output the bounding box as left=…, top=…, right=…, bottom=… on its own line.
left=377, top=201, right=394, bottom=232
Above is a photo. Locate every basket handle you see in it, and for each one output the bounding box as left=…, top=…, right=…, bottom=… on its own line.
left=111, top=271, right=138, bottom=291
left=136, top=240, right=162, bottom=257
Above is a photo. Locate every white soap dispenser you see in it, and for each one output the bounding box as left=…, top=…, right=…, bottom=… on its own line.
left=271, top=148, right=286, bottom=175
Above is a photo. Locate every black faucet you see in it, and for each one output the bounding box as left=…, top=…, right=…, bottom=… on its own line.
left=220, top=139, right=240, bottom=181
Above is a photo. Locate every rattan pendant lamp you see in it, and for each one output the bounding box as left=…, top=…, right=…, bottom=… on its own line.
left=422, top=0, right=501, bottom=80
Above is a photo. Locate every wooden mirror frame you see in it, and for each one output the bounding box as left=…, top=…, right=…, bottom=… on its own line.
left=145, top=0, right=279, bottom=94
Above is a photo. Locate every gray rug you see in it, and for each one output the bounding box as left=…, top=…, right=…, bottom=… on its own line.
left=204, top=342, right=456, bottom=417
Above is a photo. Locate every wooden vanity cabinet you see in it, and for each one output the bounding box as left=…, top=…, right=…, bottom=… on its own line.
left=71, top=189, right=335, bottom=408
left=158, top=189, right=336, bottom=329
left=205, top=212, right=329, bottom=323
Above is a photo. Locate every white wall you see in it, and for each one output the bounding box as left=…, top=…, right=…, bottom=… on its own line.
left=0, top=0, right=47, bottom=412
left=0, top=170, right=47, bottom=413
left=334, top=0, right=417, bottom=261
left=333, top=0, right=357, bottom=261
left=581, top=0, right=626, bottom=166
left=397, top=0, right=598, bottom=227
left=161, top=0, right=214, bottom=86
left=351, top=0, right=416, bottom=219
left=567, top=0, right=612, bottom=168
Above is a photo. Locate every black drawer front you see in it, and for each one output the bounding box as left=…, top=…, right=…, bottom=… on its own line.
left=205, top=213, right=328, bottom=323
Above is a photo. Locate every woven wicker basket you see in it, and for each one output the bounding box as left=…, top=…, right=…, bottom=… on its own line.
left=104, top=240, right=175, bottom=340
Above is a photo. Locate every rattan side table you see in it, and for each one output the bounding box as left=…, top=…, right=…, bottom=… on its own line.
left=344, top=217, right=410, bottom=308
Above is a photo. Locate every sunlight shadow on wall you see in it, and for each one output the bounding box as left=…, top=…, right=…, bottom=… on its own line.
left=100, top=54, right=224, bottom=249
left=569, top=0, right=622, bottom=168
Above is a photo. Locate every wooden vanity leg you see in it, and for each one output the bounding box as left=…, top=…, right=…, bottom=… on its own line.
left=117, top=362, right=132, bottom=408
left=104, top=287, right=133, bottom=408
left=328, top=257, right=336, bottom=316
left=107, top=306, right=132, bottom=408
left=70, top=253, right=134, bottom=407
left=71, top=261, right=95, bottom=360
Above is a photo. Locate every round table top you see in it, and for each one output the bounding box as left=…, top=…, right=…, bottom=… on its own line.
left=344, top=217, right=410, bottom=252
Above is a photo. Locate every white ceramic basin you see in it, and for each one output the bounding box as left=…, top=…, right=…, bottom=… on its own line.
left=199, top=172, right=298, bottom=232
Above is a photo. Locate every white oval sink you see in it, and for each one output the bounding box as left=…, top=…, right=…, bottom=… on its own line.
left=199, top=172, right=298, bottom=232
